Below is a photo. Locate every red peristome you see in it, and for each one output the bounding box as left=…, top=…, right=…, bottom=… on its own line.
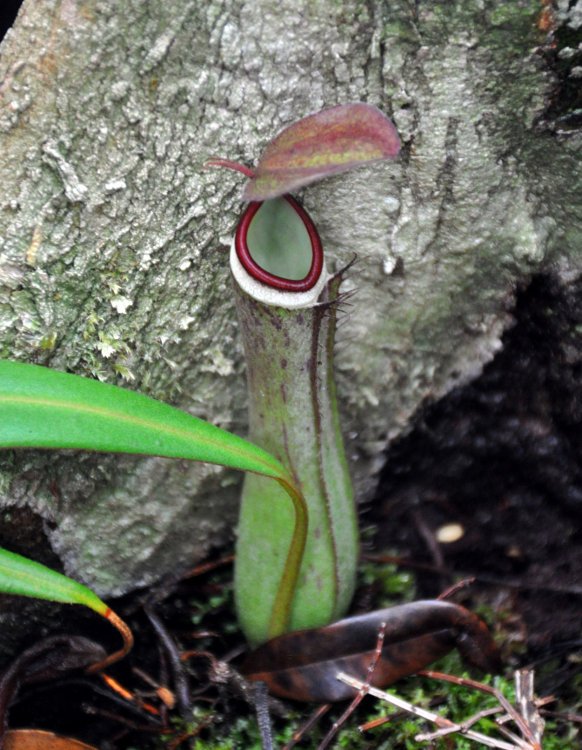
left=235, top=196, right=323, bottom=292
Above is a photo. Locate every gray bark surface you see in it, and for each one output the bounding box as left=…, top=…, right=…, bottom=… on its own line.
left=0, top=0, right=580, bottom=641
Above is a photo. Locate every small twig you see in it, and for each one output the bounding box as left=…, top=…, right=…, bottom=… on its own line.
left=132, top=666, right=176, bottom=709
left=282, top=705, right=331, bottom=750
left=335, top=672, right=522, bottom=750
left=494, top=723, right=534, bottom=750
left=82, top=702, right=165, bottom=732
left=316, top=621, right=389, bottom=750
left=515, top=668, right=545, bottom=746
left=541, top=707, right=582, bottom=723
left=336, top=673, right=451, bottom=725
left=182, top=554, right=235, bottom=579
left=254, top=681, right=274, bottom=750
left=416, top=705, right=502, bottom=741
left=362, top=551, right=454, bottom=576
left=437, top=577, right=476, bottom=600
left=420, top=669, right=537, bottom=746
left=99, top=673, right=160, bottom=716
left=145, top=607, right=190, bottom=718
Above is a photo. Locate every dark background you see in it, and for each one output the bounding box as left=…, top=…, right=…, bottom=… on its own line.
left=0, top=0, right=22, bottom=41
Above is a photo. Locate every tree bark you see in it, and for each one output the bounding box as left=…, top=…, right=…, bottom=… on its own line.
left=0, top=0, right=580, bottom=651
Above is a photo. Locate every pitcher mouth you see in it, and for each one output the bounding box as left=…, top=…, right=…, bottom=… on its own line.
left=234, top=196, right=324, bottom=293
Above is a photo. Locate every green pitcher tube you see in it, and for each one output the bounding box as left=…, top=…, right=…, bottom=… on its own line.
left=231, top=196, right=359, bottom=647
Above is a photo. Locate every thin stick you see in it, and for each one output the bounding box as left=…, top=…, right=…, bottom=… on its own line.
left=495, top=724, right=534, bottom=749
left=515, top=668, right=545, bottom=746
left=182, top=555, right=234, bottom=579
left=316, top=622, right=388, bottom=750
left=99, top=673, right=160, bottom=716
left=416, top=706, right=502, bottom=741
left=437, top=577, right=476, bottom=600
left=146, top=607, right=190, bottom=717
left=335, top=673, right=519, bottom=750
left=541, top=708, right=582, bottom=723
left=420, top=669, right=537, bottom=746
left=254, top=681, right=274, bottom=750
left=282, top=705, right=331, bottom=750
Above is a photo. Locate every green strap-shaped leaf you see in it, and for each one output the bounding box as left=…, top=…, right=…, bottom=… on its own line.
left=0, top=360, right=287, bottom=482
left=0, top=546, right=107, bottom=613
left=0, top=360, right=308, bottom=639
left=0, top=546, right=133, bottom=670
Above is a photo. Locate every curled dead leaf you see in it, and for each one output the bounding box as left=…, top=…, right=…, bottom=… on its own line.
left=241, top=601, right=501, bottom=702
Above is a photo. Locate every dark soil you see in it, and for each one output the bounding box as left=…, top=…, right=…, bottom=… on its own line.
left=372, top=273, right=582, bottom=652
left=538, top=7, right=582, bottom=134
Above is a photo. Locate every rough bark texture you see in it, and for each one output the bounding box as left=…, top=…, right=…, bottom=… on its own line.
left=0, top=0, right=580, bottom=652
